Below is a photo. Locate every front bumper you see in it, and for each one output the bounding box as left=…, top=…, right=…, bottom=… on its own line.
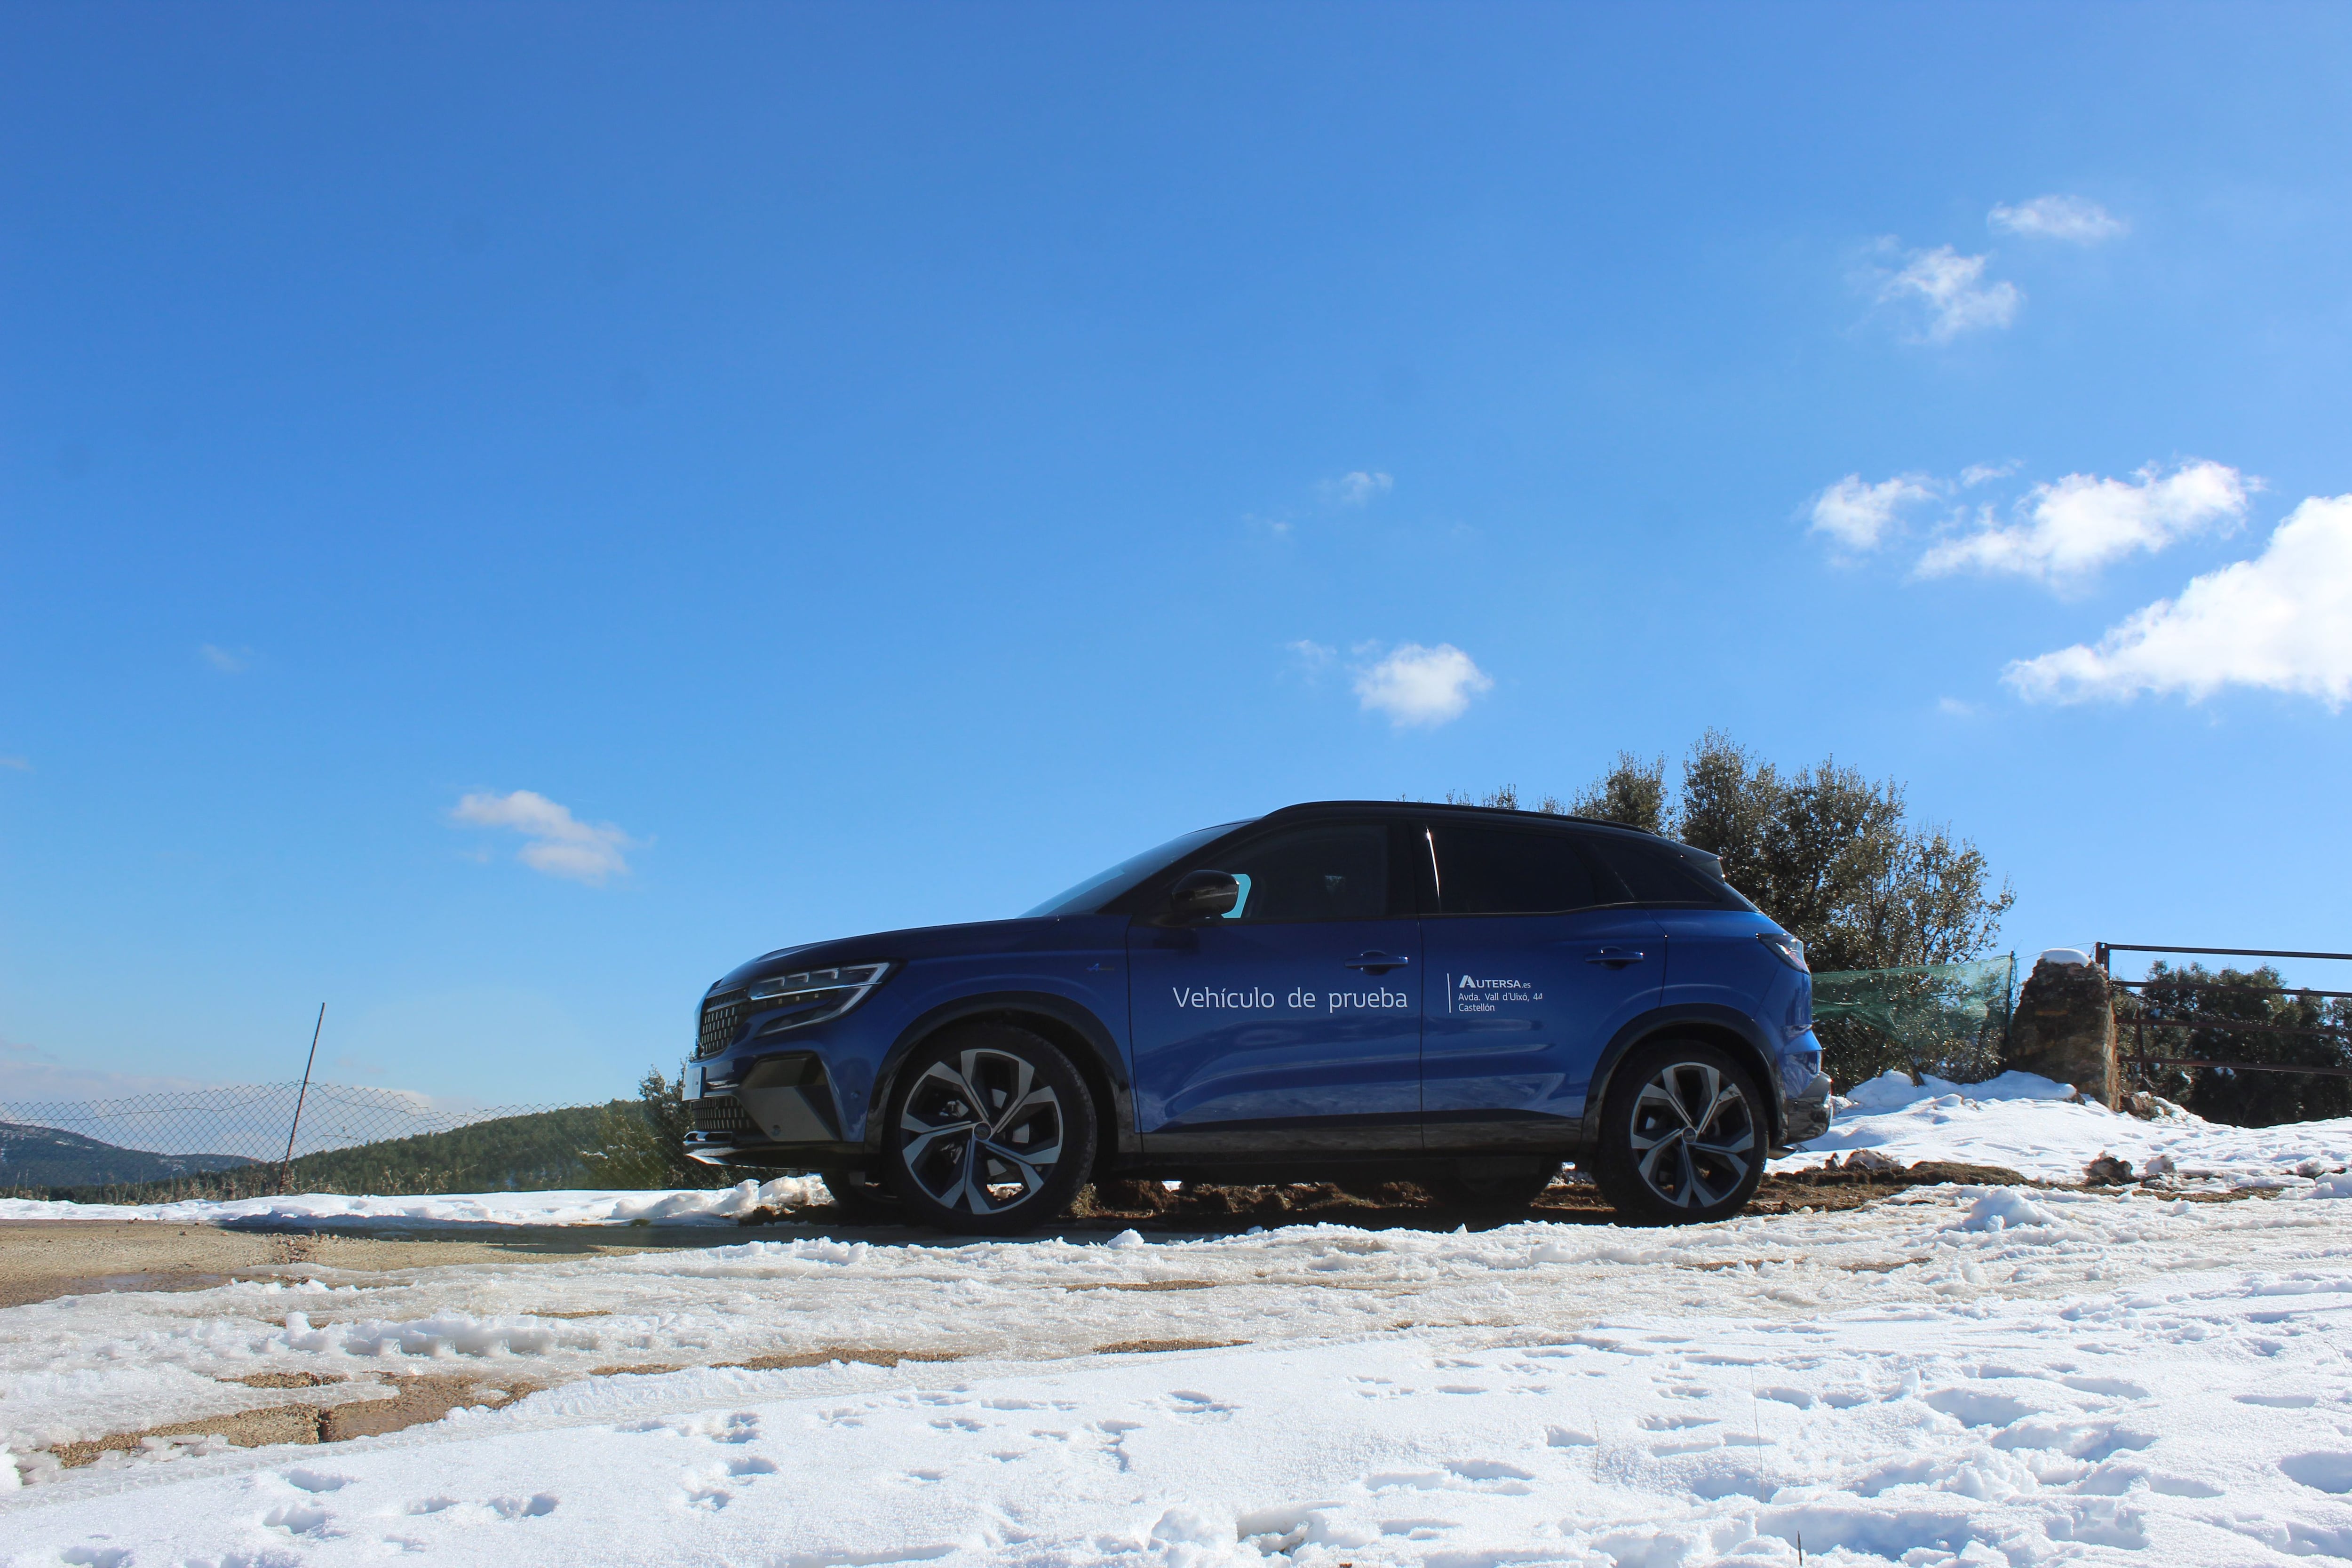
left=683, top=1051, right=857, bottom=1167
left=1781, top=1069, right=1834, bottom=1146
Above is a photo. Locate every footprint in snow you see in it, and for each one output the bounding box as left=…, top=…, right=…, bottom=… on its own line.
left=711, top=1411, right=761, bottom=1444
left=489, top=1494, right=558, bottom=1520
left=1379, top=1518, right=1459, bottom=1540
left=264, top=1503, right=335, bottom=1537
left=1366, top=1461, right=1534, bottom=1495
left=2282, top=1453, right=2352, bottom=1495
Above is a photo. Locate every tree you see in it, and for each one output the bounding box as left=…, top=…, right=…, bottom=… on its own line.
left=1549, top=730, right=2015, bottom=976
left=1452, top=730, right=2017, bottom=1085
left=579, top=1067, right=741, bottom=1190
left=2130, top=964, right=2352, bottom=1127
left=1565, top=751, right=1669, bottom=836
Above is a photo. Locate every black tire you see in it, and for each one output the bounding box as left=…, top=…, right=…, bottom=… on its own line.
left=816, top=1168, right=903, bottom=1222
left=1424, top=1161, right=1562, bottom=1215
left=882, top=1022, right=1098, bottom=1235
left=1591, top=1039, right=1767, bottom=1226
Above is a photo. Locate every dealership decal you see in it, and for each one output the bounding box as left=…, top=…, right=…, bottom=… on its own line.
left=1448, top=974, right=1541, bottom=1013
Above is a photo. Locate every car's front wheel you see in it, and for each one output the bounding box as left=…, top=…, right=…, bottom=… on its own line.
left=883, top=1022, right=1097, bottom=1235
left=1591, top=1040, right=1766, bottom=1225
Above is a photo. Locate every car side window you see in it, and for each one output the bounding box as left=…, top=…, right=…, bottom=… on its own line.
left=1427, top=823, right=1603, bottom=915
left=1205, top=824, right=1390, bottom=923
left=1581, top=832, right=1754, bottom=910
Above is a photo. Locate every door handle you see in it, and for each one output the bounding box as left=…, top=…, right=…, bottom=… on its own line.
left=1586, top=947, right=1648, bottom=968
left=1344, top=952, right=1410, bottom=974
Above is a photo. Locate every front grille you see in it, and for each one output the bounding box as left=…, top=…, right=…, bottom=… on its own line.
left=689, top=1094, right=753, bottom=1137
left=696, top=989, right=746, bottom=1059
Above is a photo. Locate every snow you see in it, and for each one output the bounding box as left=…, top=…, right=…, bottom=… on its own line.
left=7, top=1081, right=2348, bottom=1235
left=0, top=1176, right=827, bottom=1228
left=4, top=1190, right=2352, bottom=1564
left=1788, top=1069, right=2352, bottom=1185
left=8, top=1097, right=2352, bottom=1562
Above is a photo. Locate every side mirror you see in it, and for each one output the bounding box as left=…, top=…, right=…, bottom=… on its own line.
left=1166, top=869, right=1241, bottom=923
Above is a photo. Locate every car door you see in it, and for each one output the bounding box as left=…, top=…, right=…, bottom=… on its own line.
left=1128, top=818, right=1423, bottom=1154
left=1417, top=819, right=1666, bottom=1150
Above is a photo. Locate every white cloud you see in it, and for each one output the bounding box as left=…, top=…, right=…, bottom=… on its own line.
left=1286, top=639, right=1337, bottom=678
left=2004, top=494, right=2352, bottom=707
left=1352, top=643, right=1492, bottom=728
left=200, top=644, right=251, bottom=673
left=0, top=756, right=28, bottom=772
left=1937, top=697, right=1980, bottom=717
left=1918, top=460, right=2249, bottom=586
left=1960, top=461, right=2020, bottom=488
left=451, top=789, right=636, bottom=883
left=1878, top=246, right=2022, bottom=342
left=1319, top=470, right=1394, bottom=507
left=1989, top=195, right=2127, bottom=244
left=1809, top=473, right=1937, bottom=551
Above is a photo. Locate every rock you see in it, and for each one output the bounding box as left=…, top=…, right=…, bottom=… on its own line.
left=2005, top=955, right=2119, bottom=1109
left=2083, top=1153, right=2135, bottom=1185
left=2124, top=1090, right=2158, bottom=1119
left=1842, top=1148, right=1902, bottom=1174
left=2143, top=1153, right=2177, bottom=1178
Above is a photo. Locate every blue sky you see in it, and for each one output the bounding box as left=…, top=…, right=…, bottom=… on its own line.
left=5, top=4, right=2349, bottom=1106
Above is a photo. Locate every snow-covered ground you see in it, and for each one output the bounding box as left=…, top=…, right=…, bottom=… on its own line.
left=1795, top=1070, right=2352, bottom=1186
left=0, top=1177, right=831, bottom=1229
left=8, top=1071, right=2349, bottom=1234
left=8, top=1091, right=2352, bottom=1565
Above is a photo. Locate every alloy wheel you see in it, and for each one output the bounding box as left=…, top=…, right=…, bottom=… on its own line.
left=1627, top=1059, right=1756, bottom=1211
left=897, top=1047, right=1065, bottom=1216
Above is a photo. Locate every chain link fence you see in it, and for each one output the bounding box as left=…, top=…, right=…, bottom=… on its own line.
left=1810, top=954, right=2017, bottom=1087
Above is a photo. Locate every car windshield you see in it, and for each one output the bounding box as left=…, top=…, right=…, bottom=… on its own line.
left=1022, top=822, right=1244, bottom=917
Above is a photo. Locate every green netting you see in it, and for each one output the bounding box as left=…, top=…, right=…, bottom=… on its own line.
left=1810, top=954, right=2017, bottom=1088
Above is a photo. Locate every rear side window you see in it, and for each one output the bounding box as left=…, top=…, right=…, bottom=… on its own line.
left=1428, top=824, right=1604, bottom=915
left=1211, top=824, right=1391, bottom=923
left=1582, top=833, right=1753, bottom=910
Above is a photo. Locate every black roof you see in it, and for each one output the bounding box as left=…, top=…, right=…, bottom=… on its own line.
left=1257, top=799, right=1674, bottom=842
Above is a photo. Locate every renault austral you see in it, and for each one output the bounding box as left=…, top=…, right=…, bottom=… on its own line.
left=682, top=802, right=1832, bottom=1234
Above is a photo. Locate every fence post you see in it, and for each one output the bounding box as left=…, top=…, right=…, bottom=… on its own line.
left=2003, top=951, right=2017, bottom=1057
left=277, top=1004, right=325, bottom=1197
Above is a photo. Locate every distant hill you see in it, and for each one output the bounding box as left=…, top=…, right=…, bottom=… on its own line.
left=0, top=1122, right=258, bottom=1189
left=10, top=1101, right=719, bottom=1204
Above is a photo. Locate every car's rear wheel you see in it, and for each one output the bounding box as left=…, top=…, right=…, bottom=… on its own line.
left=1591, top=1040, right=1766, bottom=1226
left=883, top=1022, right=1097, bottom=1235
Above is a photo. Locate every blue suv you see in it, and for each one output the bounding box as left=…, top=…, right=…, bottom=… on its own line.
left=683, top=802, right=1832, bottom=1234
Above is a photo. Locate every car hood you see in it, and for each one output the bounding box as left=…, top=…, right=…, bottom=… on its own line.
left=710, top=915, right=1124, bottom=993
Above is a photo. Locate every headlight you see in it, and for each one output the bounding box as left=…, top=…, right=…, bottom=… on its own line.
left=1758, top=931, right=1808, bottom=972
left=745, top=962, right=893, bottom=1031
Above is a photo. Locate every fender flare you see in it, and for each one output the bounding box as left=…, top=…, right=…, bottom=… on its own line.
left=1581, top=1003, right=1787, bottom=1148
left=865, top=990, right=1135, bottom=1159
